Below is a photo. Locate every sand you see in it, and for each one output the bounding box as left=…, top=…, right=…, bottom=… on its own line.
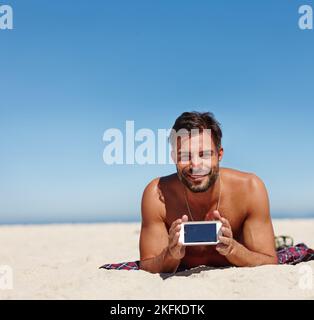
left=0, top=219, right=314, bottom=300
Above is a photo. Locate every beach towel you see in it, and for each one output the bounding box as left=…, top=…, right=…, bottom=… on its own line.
left=277, top=243, right=314, bottom=264
left=99, top=243, right=314, bottom=271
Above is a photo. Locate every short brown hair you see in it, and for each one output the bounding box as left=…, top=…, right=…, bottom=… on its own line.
left=169, top=111, right=222, bottom=151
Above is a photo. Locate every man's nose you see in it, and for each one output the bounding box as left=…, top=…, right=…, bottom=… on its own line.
left=190, top=155, right=210, bottom=174
left=190, top=155, right=203, bottom=169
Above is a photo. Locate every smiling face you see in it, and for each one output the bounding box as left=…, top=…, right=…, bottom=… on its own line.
left=172, top=130, right=223, bottom=193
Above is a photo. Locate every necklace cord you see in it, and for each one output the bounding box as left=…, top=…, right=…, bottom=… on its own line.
left=183, top=174, right=222, bottom=221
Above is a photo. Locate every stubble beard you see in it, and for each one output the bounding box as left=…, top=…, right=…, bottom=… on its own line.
left=177, top=165, right=220, bottom=193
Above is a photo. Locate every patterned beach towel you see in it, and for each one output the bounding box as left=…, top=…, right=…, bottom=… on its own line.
left=277, top=243, right=314, bottom=264
left=99, top=243, right=314, bottom=271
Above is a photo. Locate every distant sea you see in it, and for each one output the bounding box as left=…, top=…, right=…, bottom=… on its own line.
left=0, top=212, right=314, bottom=225
left=271, top=212, right=314, bottom=219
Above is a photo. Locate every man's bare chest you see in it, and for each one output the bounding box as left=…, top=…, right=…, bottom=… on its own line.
left=165, top=195, right=246, bottom=240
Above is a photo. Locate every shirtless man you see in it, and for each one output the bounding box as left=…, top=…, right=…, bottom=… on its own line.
left=139, top=111, right=278, bottom=273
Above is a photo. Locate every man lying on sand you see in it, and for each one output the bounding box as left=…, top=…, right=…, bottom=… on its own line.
left=139, top=111, right=278, bottom=273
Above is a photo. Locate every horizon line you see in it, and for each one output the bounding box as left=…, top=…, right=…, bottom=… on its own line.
left=1, top=212, right=314, bottom=226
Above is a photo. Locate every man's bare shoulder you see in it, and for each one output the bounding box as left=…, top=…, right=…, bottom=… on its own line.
left=221, top=167, right=269, bottom=218
left=142, top=174, right=178, bottom=221
left=221, top=167, right=265, bottom=192
left=143, top=173, right=178, bottom=196
left=142, top=177, right=162, bottom=205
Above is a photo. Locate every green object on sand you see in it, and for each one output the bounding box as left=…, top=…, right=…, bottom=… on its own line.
left=275, top=235, right=294, bottom=250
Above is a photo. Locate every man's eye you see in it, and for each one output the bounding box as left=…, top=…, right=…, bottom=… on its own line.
left=200, top=152, right=211, bottom=158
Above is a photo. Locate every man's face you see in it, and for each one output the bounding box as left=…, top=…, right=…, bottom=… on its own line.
left=173, top=131, right=223, bottom=193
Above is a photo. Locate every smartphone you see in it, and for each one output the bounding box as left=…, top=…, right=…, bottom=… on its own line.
left=179, top=221, right=222, bottom=246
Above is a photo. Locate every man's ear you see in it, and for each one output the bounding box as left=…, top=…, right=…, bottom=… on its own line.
left=218, top=147, right=224, bottom=162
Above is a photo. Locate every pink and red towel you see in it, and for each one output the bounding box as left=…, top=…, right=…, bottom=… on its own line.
left=99, top=243, right=314, bottom=272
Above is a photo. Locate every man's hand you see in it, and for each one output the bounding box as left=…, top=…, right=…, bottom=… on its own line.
left=168, top=214, right=189, bottom=260
left=211, top=210, right=236, bottom=257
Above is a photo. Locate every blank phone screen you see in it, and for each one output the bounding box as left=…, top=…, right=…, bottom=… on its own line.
left=184, top=223, right=217, bottom=243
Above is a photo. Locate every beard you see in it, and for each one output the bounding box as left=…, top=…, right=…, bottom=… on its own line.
left=177, top=164, right=220, bottom=193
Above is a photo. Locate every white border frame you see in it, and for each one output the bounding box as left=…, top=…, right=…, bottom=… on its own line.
left=179, top=221, right=222, bottom=246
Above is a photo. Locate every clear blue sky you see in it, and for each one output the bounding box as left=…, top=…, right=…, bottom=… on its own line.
left=1, top=0, right=313, bottom=223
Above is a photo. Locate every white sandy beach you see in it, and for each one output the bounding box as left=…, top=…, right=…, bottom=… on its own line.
left=0, top=219, right=314, bottom=300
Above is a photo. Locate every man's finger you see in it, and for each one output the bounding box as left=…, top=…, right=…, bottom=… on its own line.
left=216, top=244, right=229, bottom=255
left=181, top=214, right=189, bottom=222
left=216, top=243, right=227, bottom=250
left=169, top=224, right=181, bottom=240
left=169, top=219, right=182, bottom=234
left=221, top=226, right=232, bottom=238
left=216, top=244, right=227, bottom=251
left=221, top=217, right=231, bottom=228
left=169, top=231, right=180, bottom=249
left=213, top=210, right=223, bottom=221
left=218, top=235, right=232, bottom=246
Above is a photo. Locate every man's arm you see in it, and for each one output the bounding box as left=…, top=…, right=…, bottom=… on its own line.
left=139, top=179, right=182, bottom=273
left=216, top=174, right=278, bottom=266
